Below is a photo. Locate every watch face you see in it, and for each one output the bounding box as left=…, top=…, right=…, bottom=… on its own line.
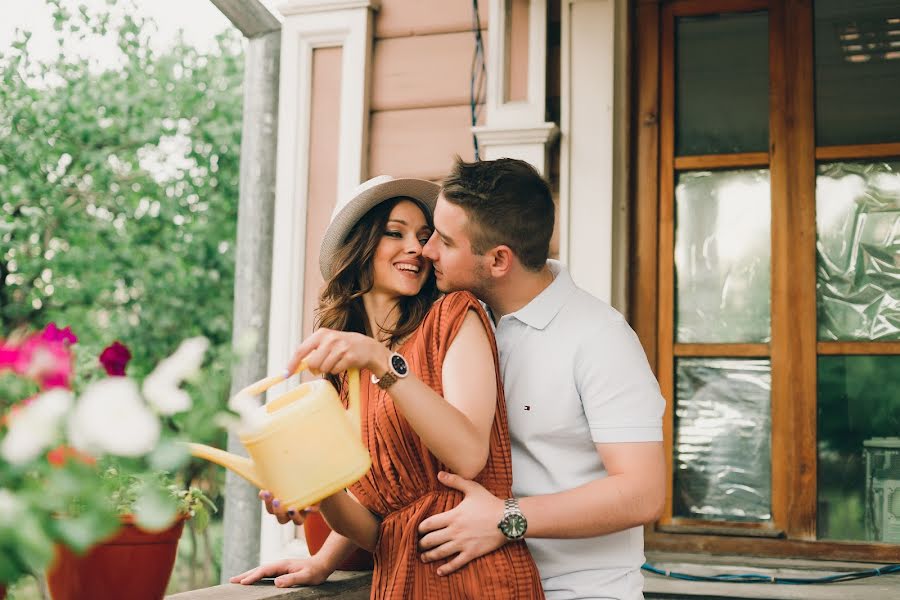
left=501, top=514, right=527, bottom=539
left=390, top=353, right=409, bottom=376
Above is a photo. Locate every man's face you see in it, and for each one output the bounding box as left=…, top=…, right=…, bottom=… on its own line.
left=422, top=194, right=491, bottom=295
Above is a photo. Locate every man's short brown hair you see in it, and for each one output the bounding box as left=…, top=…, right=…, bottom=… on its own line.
left=441, top=157, right=554, bottom=271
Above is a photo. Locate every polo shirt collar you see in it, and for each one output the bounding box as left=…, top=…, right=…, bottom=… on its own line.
left=507, top=260, right=575, bottom=330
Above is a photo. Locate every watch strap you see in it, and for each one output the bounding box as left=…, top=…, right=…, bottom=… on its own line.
left=374, top=370, right=398, bottom=390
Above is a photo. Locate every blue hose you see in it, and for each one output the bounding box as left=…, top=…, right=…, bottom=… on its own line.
left=642, top=562, right=900, bottom=584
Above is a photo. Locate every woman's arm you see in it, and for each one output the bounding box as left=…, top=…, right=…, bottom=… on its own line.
left=383, top=310, right=497, bottom=478
left=289, top=310, right=498, bottom=479
left=318, top=491, right=381, bottom=552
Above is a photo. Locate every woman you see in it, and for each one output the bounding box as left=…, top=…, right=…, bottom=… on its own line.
left=231, top=176, right=543, bottom=598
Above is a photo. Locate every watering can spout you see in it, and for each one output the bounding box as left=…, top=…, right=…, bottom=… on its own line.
left=187, top=443, right=264, bottom=489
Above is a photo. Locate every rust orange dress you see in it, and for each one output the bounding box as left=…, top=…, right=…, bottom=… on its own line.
left=346, top=291, right=545, bottom=599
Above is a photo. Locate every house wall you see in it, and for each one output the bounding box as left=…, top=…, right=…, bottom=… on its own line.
left=368, top=0, right=489, bottom=181
left=266, top=0, right=624, bottom=562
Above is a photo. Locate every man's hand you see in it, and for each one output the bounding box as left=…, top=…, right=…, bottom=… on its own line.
left=417, top=471, right=507, bottom=575
left=229, top=556, right=332, bottom=587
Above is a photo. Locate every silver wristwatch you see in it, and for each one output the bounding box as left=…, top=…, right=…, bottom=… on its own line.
left=497, top=498, right=528, bottom=541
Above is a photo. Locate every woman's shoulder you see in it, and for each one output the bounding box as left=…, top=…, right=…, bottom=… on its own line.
left=410, top=292, right=495, bottom=365
left=428, top=291, right=483, bottom=320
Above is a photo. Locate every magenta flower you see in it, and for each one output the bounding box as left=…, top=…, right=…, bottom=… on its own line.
left=0, top=342, right=18, bottom=370
left=99, top=341, right=132, bottom=376
left=13, top=334, right=73, bottom=390
left=40, top=323, right=77, bottom=346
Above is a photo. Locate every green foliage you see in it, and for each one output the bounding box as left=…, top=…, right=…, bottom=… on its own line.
left=0, top=0, right=241, bottom=590
left=98, top=466, right=216, bottom=531
left=0, top=0, right=243, bottom=411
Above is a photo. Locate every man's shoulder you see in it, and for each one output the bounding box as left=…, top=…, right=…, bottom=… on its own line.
left=556, top=284, right=628, bottom=332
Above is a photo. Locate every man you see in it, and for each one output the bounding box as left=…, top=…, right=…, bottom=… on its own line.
left=415, top=158, right=665, bottom=599
left=231, top=157, right=665, bottom=598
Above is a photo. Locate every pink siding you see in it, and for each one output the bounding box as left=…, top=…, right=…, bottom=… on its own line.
left=369, top=1, right=487, bottom=181
left=376, top=0, right=488, bottom=39
left=369, top=106, right=481, bottom=182
left=507, top=0, right=530, bottom=102
left=303, top=47, right=342, bottom=339
left=372, top=32, right=485, bottom=111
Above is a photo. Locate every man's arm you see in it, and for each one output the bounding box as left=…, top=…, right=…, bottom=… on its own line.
left=417, top=440, right=665, bottom=575
left=521, top=440, right=664, bottom=537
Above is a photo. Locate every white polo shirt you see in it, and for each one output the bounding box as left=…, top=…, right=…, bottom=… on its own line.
left=492, top=260, right=665, bottom=600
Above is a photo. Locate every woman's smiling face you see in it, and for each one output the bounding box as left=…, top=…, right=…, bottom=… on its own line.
left=371, top=199, right=434, bottom=298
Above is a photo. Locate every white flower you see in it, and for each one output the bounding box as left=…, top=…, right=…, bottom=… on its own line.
left=142, top=337, right=209, bottom=415
left=0, top=389, right=73, bottom=465
left=228, top=391, right=269, bottom=432
left=68, top=378, right=160, bottom=457
left=142, top=373, right=192, bottom=415
left=0, top=488, right=25, bottom=526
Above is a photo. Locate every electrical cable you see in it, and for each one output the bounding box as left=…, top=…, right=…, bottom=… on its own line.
left=642, top=562, right=900, bottom=585
left=470, top=0, right=486, bottom=160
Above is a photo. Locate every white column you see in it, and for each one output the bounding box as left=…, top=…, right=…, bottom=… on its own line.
left=473, top=0, right=559, bottom=176
left=262, top=0, right=378, bottom=563
left=559, top=0, right=628, bottom=309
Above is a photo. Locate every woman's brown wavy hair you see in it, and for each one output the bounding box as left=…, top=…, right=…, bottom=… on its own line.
left=315, top=197, right=439, bottom=390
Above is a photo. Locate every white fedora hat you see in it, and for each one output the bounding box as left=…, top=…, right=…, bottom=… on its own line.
left=319, top=175, right=440, bottom=280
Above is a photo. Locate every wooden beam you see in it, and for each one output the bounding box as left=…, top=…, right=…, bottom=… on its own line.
left=674, top=343, right=769, bottom=357
left=670, top=0, right=769, bottom=18
left=674, top=152, right=769, bottom=170
left=817, top=341, right=900, bottom=355
left=647, top=531, right=900, bottom=563
left=658, top=0, right=677, bottom=527
left=769, top=0, right=817, bottom=541
left=632, top=0, right=661, bottom=370
left=658, top=518, right=784, bottom=538
left=816, top=142, right=900, bottom=161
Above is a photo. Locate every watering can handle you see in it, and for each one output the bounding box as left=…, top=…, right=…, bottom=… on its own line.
left=237, top=361, right=362, bottom=437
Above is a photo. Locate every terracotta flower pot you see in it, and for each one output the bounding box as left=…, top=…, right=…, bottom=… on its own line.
left=47, top=515, right=186, bottom=600
left=303, top=511, right=373, bottom=570
left=1, top=584, right=6, bottom=599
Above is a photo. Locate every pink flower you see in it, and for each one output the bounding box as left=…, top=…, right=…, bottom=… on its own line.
left=0, top=343, right=18, bottom=370
left=99, top=341, right=132, bottom=376
left=13, top=335, right=73, bottom=390
left=40, top=323, right=77, bottom=346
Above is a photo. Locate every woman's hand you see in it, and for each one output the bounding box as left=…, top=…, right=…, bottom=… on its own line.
left=287, top=328, right=390, bottom=376
left=259, top=489, right=319, bottom=526
left=229, top=556, right=333, bottom=587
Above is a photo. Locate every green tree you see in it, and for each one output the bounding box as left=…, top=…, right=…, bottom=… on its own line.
left=0, top=0, right=241, bottom=407
left=0, top=0, right=243, bottom=590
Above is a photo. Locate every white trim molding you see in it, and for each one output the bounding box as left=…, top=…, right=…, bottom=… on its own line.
left=263, top=1, right=377, bottom=564
left=472, top=123, right=559, bottom=175
left=278, top=0, right=380, bottom=16
left=478, top=0, right=557, bottom=175
left=559, top=0, right=629, bottom=310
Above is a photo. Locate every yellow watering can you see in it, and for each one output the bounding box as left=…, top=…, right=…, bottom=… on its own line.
left=188, top=365, right=371, bottom=511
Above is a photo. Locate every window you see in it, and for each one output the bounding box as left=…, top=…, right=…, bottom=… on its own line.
left=634, top=0, right=900, bottom=560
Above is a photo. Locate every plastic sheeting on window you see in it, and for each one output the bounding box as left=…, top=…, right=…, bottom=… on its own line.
left=674, top=358, right=772, bottom=522
left=674, top=169, right=771, bottom=344
left=817, top=161, right=900, bottom=341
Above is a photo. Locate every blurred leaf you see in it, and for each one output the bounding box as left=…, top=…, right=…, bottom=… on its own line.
left=53, top=509, right=119, bottom=554
left=132, top=478, right=178, bottom=531
left=147, top=439, right=189, bottom=472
